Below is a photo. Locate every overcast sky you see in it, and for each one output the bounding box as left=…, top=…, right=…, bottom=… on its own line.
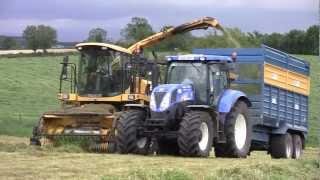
left=0, top=0, right=318, bottom=42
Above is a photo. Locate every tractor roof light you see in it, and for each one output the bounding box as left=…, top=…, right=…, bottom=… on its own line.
left=231, top=52, right=237, bottom=62
left=199, top=56, right=206, bottom=61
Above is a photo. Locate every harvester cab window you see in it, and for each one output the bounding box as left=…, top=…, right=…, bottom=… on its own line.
left=77, top=49, right=130, bottom=97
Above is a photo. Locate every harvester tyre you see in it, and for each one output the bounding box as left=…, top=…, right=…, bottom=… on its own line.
left=178, top=111, right=213, bottom=157
left=214, top=101, right=252, bottom=158
left=115, top=110, right=147, bottom=154
left=270, top=133, right=293, bottom=159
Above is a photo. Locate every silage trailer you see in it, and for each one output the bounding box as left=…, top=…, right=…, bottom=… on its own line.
left=115, top=45, right=310, bottom=159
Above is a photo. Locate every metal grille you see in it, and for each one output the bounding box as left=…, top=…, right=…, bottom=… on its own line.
left=154, top=92, right=166, bottom=108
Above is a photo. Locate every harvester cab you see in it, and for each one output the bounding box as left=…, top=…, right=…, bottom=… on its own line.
left=30, top=43, right=159, bottom=151
left=116, top=54, right=253, bottom=157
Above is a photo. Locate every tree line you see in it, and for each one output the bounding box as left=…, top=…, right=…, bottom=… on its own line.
left=0, top=17, right=318, bottom=55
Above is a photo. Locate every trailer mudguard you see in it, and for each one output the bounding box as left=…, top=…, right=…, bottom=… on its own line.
left=218, top=89, right=250, bottom=113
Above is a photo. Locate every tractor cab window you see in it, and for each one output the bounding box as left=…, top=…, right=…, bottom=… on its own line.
left=167, top=62, right=207, bottom=103
left=209, top=64, right=227, bottom=106
left=77, top=49, right=130, bottom=97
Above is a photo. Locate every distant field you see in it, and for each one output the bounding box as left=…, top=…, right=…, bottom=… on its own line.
left=0, top=54, right=319, bottom=146
left=0, top=48, right=76, bottom=55
left=0, top=136, right=318, bottom=180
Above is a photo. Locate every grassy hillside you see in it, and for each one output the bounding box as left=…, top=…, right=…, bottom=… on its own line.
left=0, top=55, right=78, bottom=136
left=0, top=54, right=319, bottom=146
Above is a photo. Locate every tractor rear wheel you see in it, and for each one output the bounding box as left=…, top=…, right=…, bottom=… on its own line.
left=270, top=133, right=293, bottom=159
left=178, top=111, right=213, bottom=157
left=115, top=110, right=148, bottom=154
left=214, top=101, right=252, bottom=158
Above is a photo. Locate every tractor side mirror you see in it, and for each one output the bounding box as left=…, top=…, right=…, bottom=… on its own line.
left=61, top=56, right=69, bottom=80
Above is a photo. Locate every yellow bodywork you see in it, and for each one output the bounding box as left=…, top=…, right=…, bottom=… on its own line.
left=264, top=63, right=310, bottom=96
left=75, top=42, right=131, bottom=54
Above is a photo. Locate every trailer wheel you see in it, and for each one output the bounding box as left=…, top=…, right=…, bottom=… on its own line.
left=178, top=111, right=213, bottom=157
left=270, top=133, right=293, bottom=159
left=292, top=134, right=302, bottom=159
left=115, top=110, right=148, bottom=154
left=215, top=101, right=252, bottom=158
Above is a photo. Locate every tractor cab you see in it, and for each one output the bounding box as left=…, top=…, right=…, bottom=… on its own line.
left=150, top=54, right=233, bottom=112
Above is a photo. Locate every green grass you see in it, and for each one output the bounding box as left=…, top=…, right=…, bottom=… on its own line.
left=296, top=55, right=320, bottom=146
left=0, top=55, right=78, bottom=136
left=0, top=54, right=319, bottom=147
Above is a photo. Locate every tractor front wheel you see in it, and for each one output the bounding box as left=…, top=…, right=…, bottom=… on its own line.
left=178, top=111, right=213, bottom=157
left=215, top=101, right=252, bottom=158
left=115, top=110, right=148, bottom=154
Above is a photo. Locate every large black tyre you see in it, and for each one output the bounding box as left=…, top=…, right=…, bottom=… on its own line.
left=292, top=134, right=302, bottom=159
left=178, top=111, right=213, bottom=157
left=214, top=101, right=252, bottom=158
left=115, top=110, right=148, bottom=154
left=157, top=139, right=179, bottom=155
left=270, top=133, right=293, bottom=159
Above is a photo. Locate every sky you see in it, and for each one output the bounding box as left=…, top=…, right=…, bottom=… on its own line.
left=0, top=0, right=318, bottom=42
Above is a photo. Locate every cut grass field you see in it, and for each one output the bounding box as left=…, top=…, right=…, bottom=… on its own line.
left=0, top=54, right=319, bottom=145
left=0, top=136, right=319, bottom=180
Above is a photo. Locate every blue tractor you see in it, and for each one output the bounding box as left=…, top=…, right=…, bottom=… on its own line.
left=115, top=54, right=252, bottom=157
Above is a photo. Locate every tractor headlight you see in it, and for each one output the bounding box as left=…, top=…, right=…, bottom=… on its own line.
left=159, top=93, right=171, bottom=112
left=150, top=93, right=156, bottom=111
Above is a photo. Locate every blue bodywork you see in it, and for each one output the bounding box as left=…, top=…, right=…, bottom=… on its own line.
left=166, top=54, right=233, bottom=63
left=150, top=84, right=194, bottom=112
left=218, top=89, right=248, bottom=113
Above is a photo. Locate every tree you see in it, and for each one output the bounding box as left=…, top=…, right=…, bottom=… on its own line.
left=263, top=33, right=284, bottom=50
left=281, top=30, right=306, bottom=54
left=87, top=28, right=107, bottom=42
left=1, top=37, right=17, bottom=50
left=23, top=25, right=38, bottom=52
left=23, top=25, right=57, bottom=53
left=154, top=25, right=193, bottom=51
left=305, top=25, right=319, bottom=55
left=37, top=25, right=57, bottom=52
left=121, top=17, right=154, bottom=44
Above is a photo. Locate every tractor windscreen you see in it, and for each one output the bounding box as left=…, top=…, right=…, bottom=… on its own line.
left=77, top=49, right=130, bottom=97
left=167, top=62, right=207, bottom=102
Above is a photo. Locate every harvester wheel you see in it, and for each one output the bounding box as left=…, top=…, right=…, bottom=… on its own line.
left=115, top=110, right=148, bottom=154
left=214, top=101, right=252, bottom=158
left=30, top=126, right=41, bottom=146
left=30, top=137, right=41, bottom=146
left=178, top=111, right=213, bottom=157
left=270, top=133, right=293, bottom=159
